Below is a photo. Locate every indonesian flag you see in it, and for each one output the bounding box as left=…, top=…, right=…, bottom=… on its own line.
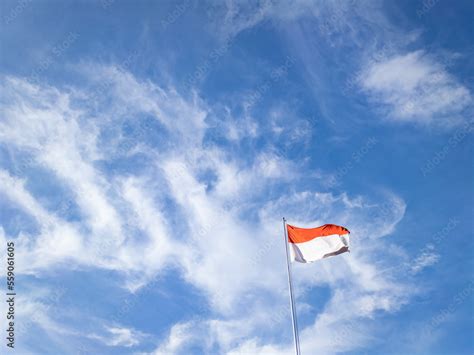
left=287, top=224, right=350, bottom=263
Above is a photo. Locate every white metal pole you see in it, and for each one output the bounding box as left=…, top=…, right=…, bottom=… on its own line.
left=283, top=217, right=301, bottom=355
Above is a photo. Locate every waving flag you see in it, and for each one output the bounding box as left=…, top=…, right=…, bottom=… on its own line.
left=287, top=223, right=350, bottom=263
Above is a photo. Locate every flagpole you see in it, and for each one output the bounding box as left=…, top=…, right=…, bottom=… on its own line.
left=283, top=217, right=301, bottom=355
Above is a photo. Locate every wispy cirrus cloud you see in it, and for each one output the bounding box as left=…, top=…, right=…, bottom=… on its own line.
left=1, top=66, right=417, bottom=354
left=1, top=0, right=472, bottom=353
left=89, top=325, right=148, bottom=347
left=410, top=245, right=440, bottom=274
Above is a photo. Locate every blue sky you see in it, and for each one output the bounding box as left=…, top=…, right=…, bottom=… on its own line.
left=0, top=0, right=473, bottom=354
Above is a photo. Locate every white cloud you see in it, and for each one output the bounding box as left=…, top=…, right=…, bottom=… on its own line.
left=360, top=50, right=472, bottom=126
left=118, top=176, right=182, bottom=290
left=81, top=64, right=208, bottom=146
left=0, top=73, right=201, bottom=279
left=150, top=188, right=411, bottom=354
left=410, top=245, right=440, bottom=274
left=211, top=0, right=322, bottom=40
left=1, top=68, right=415, bottom=354
left=0, top=76, right=124, bottom=250
left=153, top=321, right=202, bottom=354
left=0, top=170, right=85, bottom=273
left=213, top=0, right=472, bottom=132
left=90, top=326, right=147, bottom=347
